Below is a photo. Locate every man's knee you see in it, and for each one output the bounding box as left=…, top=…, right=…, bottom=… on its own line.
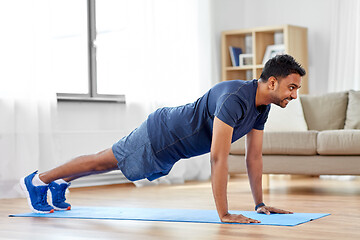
left=92, top=149, right=118, bottom=172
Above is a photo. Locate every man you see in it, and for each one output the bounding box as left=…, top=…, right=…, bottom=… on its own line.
left=21, top=54, right=305, bottom=224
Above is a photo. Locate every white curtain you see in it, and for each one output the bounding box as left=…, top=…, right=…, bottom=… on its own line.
left=0, top=0, right=58, bottom=198
left=328, top=0, right=360, bottom=92
left=96, top=0, right=212, bottom=106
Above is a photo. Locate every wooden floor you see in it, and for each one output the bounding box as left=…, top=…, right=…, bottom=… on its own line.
left=1, top=175, right=360, bottom=240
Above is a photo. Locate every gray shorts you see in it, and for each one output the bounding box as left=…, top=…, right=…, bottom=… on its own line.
left=112, top=120, right=173, bottom=181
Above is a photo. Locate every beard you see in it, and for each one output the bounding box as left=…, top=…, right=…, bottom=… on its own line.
left=272, top=95, right=291, bottom=108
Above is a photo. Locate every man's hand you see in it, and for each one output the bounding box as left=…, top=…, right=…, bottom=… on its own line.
left=256, top=206, right=293, bottom=215
left=221, top=213, right=261, bottom=224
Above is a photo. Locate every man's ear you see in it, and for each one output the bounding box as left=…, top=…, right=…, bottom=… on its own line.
left=267, top=76, right=278, bottom=90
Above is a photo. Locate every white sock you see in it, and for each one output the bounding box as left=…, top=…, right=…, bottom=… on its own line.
left=54, top=179, right=68, bottom=185
left=32, top=174, right=47, bottom=186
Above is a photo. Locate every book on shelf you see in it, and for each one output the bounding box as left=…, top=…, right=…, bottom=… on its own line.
left=228, top=46, right=242, bottom=67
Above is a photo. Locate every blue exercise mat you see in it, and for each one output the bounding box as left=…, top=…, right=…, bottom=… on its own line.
left=9, top=207, right=329, bottom=226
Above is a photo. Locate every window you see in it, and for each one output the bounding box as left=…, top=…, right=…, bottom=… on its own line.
left=55, top=0, right=125, bottom=102
left=54, top=0, right=203, bottom=104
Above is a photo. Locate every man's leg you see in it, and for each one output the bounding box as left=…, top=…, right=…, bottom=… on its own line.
left=21, top=148, right=119, bottom=213
left=39, top=148, right=119, bottom=184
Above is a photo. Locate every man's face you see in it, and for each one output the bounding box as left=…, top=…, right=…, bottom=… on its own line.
left=270, top=73, right=302, bottom=108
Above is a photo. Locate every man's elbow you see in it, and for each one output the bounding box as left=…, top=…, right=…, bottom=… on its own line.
left=210, top=154, right=218, bottom=166
left=210, top=153, right=228, bottom=168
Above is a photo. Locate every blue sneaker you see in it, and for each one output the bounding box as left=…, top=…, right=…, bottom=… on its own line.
left=20, top=171, right=54, bottom=213
left=48, top=181, right=71, bottom=211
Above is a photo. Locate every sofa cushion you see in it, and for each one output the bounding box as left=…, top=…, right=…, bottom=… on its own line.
left=230, top=131, right=318, bottom=155
left=230, top=137, right=246, bottom=154
left=264, top=97, right=308, bottom=132
left=317, top=130, right=360, bottom=155
left=345, top=90, right=360, bottom=129
left=262, top=131, right=318, bottom=155
left=300, top=92, right=348, bottom=131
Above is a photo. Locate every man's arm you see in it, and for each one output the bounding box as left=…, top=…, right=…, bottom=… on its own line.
left=245, top=129, right=265, bottom=208
left=246, top=129, right=293, bottom=215
left=210, top=117, right=260, bottom=223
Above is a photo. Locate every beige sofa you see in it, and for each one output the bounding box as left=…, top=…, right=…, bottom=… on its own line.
left=228, top=90, right=360, bottom=176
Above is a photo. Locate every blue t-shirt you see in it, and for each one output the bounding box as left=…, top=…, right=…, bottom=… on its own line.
left=146, top=79, right=270, bottom=174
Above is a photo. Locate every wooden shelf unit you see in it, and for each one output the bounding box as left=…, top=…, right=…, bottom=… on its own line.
left=221, top=25, right=308, bottom=94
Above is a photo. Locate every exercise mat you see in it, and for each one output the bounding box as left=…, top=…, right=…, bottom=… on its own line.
left=9, top=207, right=330, bottom=226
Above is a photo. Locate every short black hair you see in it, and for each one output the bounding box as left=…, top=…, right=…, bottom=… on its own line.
left=260, top=54, right=306, bottom=81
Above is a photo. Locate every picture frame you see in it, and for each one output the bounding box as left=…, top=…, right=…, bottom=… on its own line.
left=239, top=53, right=253, bottom=67
left=262, top=44, right=285, bottom=64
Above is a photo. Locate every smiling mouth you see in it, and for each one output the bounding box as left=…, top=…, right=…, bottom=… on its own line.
left=284, top=99, right=291, bottom=104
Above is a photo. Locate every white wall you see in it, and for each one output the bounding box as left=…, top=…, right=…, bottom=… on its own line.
left=212, top=0, right=335, bottom=94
